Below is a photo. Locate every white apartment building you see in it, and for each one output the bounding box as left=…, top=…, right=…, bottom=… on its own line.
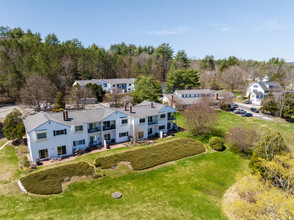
left=246, top=76, right=283, bottom=105
left=24, top=101, right=177, bottom=162
left=73, top=78, right=136, bottom=93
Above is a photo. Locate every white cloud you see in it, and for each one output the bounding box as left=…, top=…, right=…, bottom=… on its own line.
left=221, top=27, right=234, bottom=32
left=211, top=24, right=235, bottom=32
left=145, top=27, right=189, bottom=35
left=255, top=19, right=294, bottom=31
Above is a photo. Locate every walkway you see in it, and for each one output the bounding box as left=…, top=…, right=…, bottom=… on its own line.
left=0, top=140, right=11, bottom=151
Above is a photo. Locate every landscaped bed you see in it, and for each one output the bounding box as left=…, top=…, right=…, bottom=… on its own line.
left=94, top=138, right=206, bottom=170
left=21, top=162, right=94, bottom=195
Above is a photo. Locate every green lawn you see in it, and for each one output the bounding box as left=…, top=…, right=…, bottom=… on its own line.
left=217, top=111, right=294, bottom=151
left=175, top=111, right=294, bottom=151
left=0, top=145, right=247, bottom=219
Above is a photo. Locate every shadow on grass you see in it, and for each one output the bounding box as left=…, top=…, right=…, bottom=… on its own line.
left=194, top=127, right=225, bottom=144
left=228, top=146, right=253, bottom=159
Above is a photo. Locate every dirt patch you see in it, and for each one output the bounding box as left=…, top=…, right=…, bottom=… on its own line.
left=61, top=175, right=93, bottom=192
left=222, top=183, right=240, bottom=220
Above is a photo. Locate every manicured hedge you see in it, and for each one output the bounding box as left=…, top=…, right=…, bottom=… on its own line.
left=21, top=162, right=94, bottom=195
left=95, top=138, right=206, bottom=170
left=209, top=137, right=224, bottom=151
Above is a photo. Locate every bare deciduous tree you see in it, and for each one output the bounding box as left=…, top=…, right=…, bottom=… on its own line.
left=20, top=74, right=57, bottom=111
left=183, top=97, right=218, bottom=135
left=226, top=125, right=260, bottom=152
left=221, top=65, right=246, bottom=92
left=70, top=84, right=94, bottom=108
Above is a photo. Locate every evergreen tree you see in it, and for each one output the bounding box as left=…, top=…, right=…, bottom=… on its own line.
left=2, top=108, right=25, bottom=141
left=132, top=76, right=162, bottom=103
left=165, top=69, right=199, bottom=92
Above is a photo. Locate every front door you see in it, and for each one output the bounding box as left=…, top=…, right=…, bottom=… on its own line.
left=104, top=133, right=111, bottom=142
left=90, top=136, right=95, bottom=144
left=148, top=128, right=153, bottom=136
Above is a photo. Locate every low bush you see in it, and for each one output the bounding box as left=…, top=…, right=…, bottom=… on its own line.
left=21, top=162, right=94, bottom=195
left=94, top=138, right=206, bottom=170
left=20, top=155, right=30, bottom=168
left=209, top=137, right=224, bottom=151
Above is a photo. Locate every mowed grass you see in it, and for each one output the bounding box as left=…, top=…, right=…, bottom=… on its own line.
left=21, top=162, right=94, bottom=195
left=217, top=111, right=294, bottom=151
left=95, top=138, right=206, bottom=170
left=0, top=147, right=247, bottom=219
left=175, top=111, right=294, bottom=151
left=0, top=145, right=19, bottom=184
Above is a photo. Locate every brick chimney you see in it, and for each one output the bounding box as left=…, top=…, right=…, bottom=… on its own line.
left=124, top=103, right=127, bottom=111
left=129, top=105, right=132, bottom=113
left=214, top=93, right=219, bottom=100
left=150, top=102, right=154, bottom=108
left=170, top=95, right=174, bottom=107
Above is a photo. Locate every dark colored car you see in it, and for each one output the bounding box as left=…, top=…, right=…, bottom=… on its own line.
left=229, top=107, right=235, bottom=111
left=231, top=104, right=238, bottom=109
left=244, top=100, right=252, bottom=104
left=234, top=109, right=246, bottom=114
left=242, top=113, right=253, bottom=117
left=250, top=107, right=259, bottom=113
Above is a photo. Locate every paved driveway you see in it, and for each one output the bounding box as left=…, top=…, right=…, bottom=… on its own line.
left=234, top=102, right=276, bottom=121
left=0, top=104, right=34, bottom=119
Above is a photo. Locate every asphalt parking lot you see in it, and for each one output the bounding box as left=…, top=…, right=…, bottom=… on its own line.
left=233, top=102, right=276, bottom=121
left=0, top=104, right=34, bottom=119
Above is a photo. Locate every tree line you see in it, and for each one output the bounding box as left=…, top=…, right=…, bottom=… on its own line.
left=1, top=26, right=293, bottom=107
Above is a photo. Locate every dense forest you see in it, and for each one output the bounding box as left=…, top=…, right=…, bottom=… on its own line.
left=0, top=26, right=293, bottom=103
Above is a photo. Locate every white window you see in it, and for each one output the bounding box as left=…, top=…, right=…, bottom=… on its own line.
left=75, top=125, right=83, bottom=132
left=54, top=129, right=67, bottom=136
left=129, top=83, right=131, bottom=86
left=160, top=114, right=166, bottom=119
left=139, top=118, right=145, bottom=123
left=119, top=132, right=128, bottom=138
left=37, top=132, right=47, bottom=140
left=159, top=125, right=165, bottom=130
left=73, top=139, right=85, bottom=146
left=121, top=119, right=128, bottom=125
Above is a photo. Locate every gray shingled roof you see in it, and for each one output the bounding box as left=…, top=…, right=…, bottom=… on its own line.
left=175, top=89, right=215, bottom=95
left=74, top=78, right=135, bottom=87
left=117, top=101, right=176, bottom=118
left=24, top=107, right=118, bottom=133
left=253, top=90, right=264, bottom=96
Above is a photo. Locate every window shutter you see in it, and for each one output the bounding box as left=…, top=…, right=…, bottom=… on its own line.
left=83, top=139, right=85, bottom=145
left=64, top=129, right=67, bottom=135
left=53, top=130, right=56, bottom=136
left=73, top=141, right=76, bottom=146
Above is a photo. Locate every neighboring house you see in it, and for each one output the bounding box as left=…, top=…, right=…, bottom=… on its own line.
left=246, top=76, right=284, bottom=105
left=162, top=89, right=233, bottom=109
left=73, top=78, right=136, bottom=93
left=24, top=101, right=177, bottom=162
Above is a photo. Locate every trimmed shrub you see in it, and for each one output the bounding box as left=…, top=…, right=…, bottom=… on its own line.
left=20, top=155, right=30, bottom=168
left=94, top=138, right=206, bottom=170
left=209, top=137, right=224, bottom=151
left=21, top=162, right=94, bottom=195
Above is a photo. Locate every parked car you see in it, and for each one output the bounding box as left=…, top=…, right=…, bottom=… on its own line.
left=250, top=107, right=259, bottom=113
left=229, top=107, right=235, bottom=111
left=243, top=100, right=252, bottom=104
left=242, top=113, right=253, bottom=117
left=234, top=109, right=246, bottom=114
left=231, top=104, right=238, bottom=109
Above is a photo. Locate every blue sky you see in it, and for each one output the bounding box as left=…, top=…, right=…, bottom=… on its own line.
left=1, top=0, right=294, bottom=61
